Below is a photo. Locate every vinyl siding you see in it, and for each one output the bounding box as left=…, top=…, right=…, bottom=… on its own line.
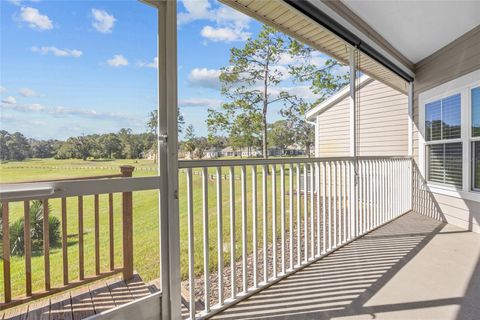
left=317, top=80, right=408, bottom=157
left=413, top=25, right=480, bottom=232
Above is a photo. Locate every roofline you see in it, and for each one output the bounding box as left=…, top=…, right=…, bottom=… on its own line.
left=305, top=75, right=374, bottom=121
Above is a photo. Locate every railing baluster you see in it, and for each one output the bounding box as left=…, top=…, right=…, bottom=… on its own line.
left=303, top=164, right=308, bottom=262
left=109, top=193, right=114, bottom=271
left=289, top=164, right=294, bottom=270
left=367, top=160, right=373, bottom=230
left=315, top=162, right=321, bottom=257
left=296, top=164, right=301, bottom=265
left=186, top=168, right=195, bottom=318
left=272, top=164, right=277, bottom=278
left=327, top=161, right=332, bottom=251
left=338, top=161, right=343, bottom=244
left=78, top=196, right=84, bottom=280
left=229, top=166, right=236, bottom=298
left=342, top=162, right=347, bottom=243
left=262, top=164, right=268, bottom=282
left=43, top=199, right=50, bottom=291
left=94, top=194, right=100, bottom=275
left=322, top=162, right=327, bottom=253
left=252, top=165, right=258, bottom=288
left=241, top=165, right=248, bottom=293
left=2, top=201, right=11, bottom=303
left=280, top=164, right=286, bottom=274
left=202, top=167, right=210, bottom=312
left=24, top=200, right=32, bottom=295
left=333, top=162, right=337, bottom=248
left=309, top=164, right=314, bottom=259
left=61, top=198, right=68, bottom=286
left=216, top=167, right=224, bottom=304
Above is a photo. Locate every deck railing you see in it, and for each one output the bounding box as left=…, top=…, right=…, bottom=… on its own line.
left=0, top=166, right=160, bottom=309
left=178, top=156, right=413, bottom=319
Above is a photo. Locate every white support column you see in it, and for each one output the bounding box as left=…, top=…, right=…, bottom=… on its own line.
left=157, top=1, right=181, bottom=319
left=349, top=47, right=358, bottom=236
left=349, top=47, right=357, bottom=158
left=408, top=82, right=413, bottom=157
left=408, top=82, right=414, bottom=211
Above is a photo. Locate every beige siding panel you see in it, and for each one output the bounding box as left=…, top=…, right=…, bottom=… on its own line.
left=317, top=80, right=408, bottom=157
left=412, top=25, right=480, bottom=232
left=357, top=80, right=408, bottom=156
left=318, top=99, right=349, bottom=157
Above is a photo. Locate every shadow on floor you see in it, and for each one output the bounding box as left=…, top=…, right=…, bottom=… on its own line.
left=213, top=212, right=480, bottom=320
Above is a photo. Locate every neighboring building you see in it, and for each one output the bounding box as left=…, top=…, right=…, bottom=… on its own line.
left=306, top=76, right=409, bottom=157
left=267, top=146, right=283, bottom=157
left=285, top=144, right=305, bottom=156
left=204, top=148, right=222, bottom=159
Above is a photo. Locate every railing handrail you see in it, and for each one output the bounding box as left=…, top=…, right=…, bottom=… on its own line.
left=0, top=176, right=161, bottom=202
left=178, top=155, right=412, bottom=168
left=0, top=173, right=125, bottom=185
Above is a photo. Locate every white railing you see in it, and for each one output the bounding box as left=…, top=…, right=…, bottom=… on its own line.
left=178, top=156, right=412, bottom=319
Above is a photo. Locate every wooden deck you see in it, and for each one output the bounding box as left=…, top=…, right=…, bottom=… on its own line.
left=1, top=274, right=158, bottom=320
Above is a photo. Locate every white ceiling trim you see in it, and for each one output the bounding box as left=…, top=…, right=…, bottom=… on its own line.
left=307, top=0, right=415, bottom=78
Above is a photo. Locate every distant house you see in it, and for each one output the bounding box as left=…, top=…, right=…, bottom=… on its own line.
left=306, top=76, right=408, bottom=157
left=285, top=144, right=304, bottom=156
left=204, top=147, right=222, bottom=159
left=221, top=146, right=238, bottom=157
left=267, top=146, right=283, bottom=157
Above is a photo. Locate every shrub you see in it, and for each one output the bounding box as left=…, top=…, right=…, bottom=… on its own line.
left=6, top=200, right=61, bottom=256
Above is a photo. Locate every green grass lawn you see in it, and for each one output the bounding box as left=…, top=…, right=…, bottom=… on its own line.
left=0, top=158, right=301, bottom=302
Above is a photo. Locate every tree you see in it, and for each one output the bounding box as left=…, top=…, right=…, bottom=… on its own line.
left=209, top=25, right=296, bottom=158
left=268, top=120, right=294, bottom=155
left=98, top=133, right=122, bottom=159
left=280, top=98, right=315, bottom=157
left=147, top=109, right=185, bottom=162
left=282, top=40, right=350, bottom=157
left=183, top=125, right=196, bottom=159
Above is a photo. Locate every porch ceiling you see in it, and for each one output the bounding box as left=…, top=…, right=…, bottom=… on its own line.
left=341, top=0, right=480, bottom=64
left=220, top=0, right=409, bottom=94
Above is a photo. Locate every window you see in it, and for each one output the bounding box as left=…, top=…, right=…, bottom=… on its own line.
left=471, top=87, right=480, bottom=189
left=425, top=94, right=462, bottom=187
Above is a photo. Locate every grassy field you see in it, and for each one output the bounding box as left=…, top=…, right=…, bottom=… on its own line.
left=0, top=158, right=298, bottom=301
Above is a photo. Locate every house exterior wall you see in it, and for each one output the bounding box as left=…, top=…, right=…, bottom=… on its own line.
left=413, top=25, right=480, bottom=233
left=316, top=79, right=408, bottom=157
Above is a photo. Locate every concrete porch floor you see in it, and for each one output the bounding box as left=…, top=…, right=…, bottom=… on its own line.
left=212, top=212, right=480, bottom=320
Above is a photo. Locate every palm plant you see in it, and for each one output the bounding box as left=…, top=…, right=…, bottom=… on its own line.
left=9, top=200, right=61, bottom=256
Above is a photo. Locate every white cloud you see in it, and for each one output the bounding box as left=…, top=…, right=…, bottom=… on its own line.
left=18, top=87, right=39, bottom=97
left=179, top=0, right=251, bottom=43
left=179, top=98, right=222, bottom=108
left=188, top=68, right=221, bottom=90
left=1, top=96, right=17, bottom=104
left=0, top=101, right=137, bottom=122
left=1, top=101, right=46, bottom=111
left=91, top=8, right=116, bottom=33
left=201, top=25, right=250, bottom=42
left=32, top=46, right=83, bottom=57
left=106, top=54, right=128, bottom=67
left=178, top=0, right=213, bottom=24
left=20, top=6, right=53, bottom=31
left=0, top=86, right=6, bottom=93
left=137, top=57, right=158, bottom=69
left=7, top=0, right=22, bottom=5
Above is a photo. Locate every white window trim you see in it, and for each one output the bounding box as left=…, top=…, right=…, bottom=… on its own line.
left=419, top=69, right=480, bottom=202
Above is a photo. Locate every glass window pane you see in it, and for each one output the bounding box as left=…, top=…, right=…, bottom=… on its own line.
left=426, top=100, right=441, bottom=141
left=427, top=142, right=462, bottom=187
left=473, top=87, right=480, bottom=137
left=473, top=141, right=480, bottom=189
left=441, top=94, right=461, bottom=139
left=427, top=144, right=444, bottom=183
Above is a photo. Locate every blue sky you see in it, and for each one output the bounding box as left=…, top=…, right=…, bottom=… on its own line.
left=0, top=0, right=341, bottom=140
